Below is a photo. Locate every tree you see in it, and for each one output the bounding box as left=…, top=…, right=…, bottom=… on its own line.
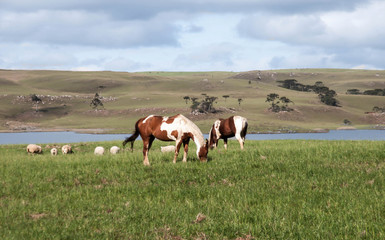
left=30, top=94, right=42, bottom=112
left=238, top=98, right=243, bottom=106
left=183, top=96, right=190, bottom=104
left=373, top=106, right=384, bottom=113
left=277, top=79, right=298, bottom=90
left=278, top=79, right=340, bottom=107
left=266, top=93, right=280, bottom=112
left=315, top=81, right=324, bottom=87
left=222, top=95, right=230, bottom=102
left=190, top=95, right=217, bottom=113
left=201, top=96, right=217, bottom=112
left=266, top=93, right=293, bottom=112
left=319, top=90, right=339, bottom=107
left=97, top=85, right=106, bottom=94
left=90, top=93, right=104, bottom=110
left=343, top=119, right=352, bottom=125
left=313, top=85, right=330, bottom=94
left=190, top=97, right=200, bottom=111
left=346, top=89, right=361, bottom=95
left=363, top=89, right=385, bottom=96
left=279, top=96, right=294, bottom=111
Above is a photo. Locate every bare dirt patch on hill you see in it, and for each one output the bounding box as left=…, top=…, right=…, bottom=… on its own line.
left=363, top=113, right=385, bottom=125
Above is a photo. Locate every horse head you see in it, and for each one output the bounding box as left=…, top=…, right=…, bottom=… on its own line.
left=198, top=139, right=209, bottom=162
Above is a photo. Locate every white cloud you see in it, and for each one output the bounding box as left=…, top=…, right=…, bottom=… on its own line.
left=321, top=1, right=385, bottom=49
left=238, top=14, right=327, bottom=46
left=238, top=1, right=385, bottom=49
left=0, top=0, right=384, bottom=71
left=236, top=0, right=385, bottom=69
left=0, top=10, right=180, bottom=48
left=174, top=43, right=235, bottom=70
left=1, top=0, right=371, bottom=16
left=0, top=43, right=78, bottom=69
left=102, top=57, right=152, bottom=72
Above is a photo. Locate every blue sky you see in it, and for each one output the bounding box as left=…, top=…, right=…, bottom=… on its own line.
left=1, top=0, right=384, bottom=72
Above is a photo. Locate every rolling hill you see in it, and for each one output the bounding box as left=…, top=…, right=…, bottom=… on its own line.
left=0, top=68, right=384, bottom=133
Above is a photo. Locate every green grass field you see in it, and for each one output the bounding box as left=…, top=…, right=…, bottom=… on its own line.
left=1, top=68, right=385, bottom=133
left=1, top=140, right=385, bottom=239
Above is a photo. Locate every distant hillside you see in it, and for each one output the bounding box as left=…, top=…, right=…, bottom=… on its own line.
left=0, top=69, right=384, bottom=133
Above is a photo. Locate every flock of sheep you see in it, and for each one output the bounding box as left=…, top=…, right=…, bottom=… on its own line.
left=26, top=143, right=121, bottom=156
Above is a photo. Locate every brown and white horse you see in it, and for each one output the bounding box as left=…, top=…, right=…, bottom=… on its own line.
left=208, top=116, right=248, bottom=150
left=123, top=114, right=208, bottom=166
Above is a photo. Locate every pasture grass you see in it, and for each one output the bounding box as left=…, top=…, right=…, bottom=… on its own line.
left=1, top=140, right=385, bottom=239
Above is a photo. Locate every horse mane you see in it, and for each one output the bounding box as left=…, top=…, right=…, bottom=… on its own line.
left=179, top=114, right=205, bottom=145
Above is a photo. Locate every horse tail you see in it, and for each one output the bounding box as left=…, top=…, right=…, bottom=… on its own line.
left=123, top=120, right=140, bottom=151
left=241, top=119, right=248, bottom=138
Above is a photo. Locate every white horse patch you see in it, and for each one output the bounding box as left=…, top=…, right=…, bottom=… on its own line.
left=142, top=115, right=154, bottom=123
left=214, top=120, right=221, bottom=138
left=160, top=117, right=178, bottom=141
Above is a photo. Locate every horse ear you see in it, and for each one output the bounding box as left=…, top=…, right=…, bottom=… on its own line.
left=205, top=139, right=208, bottom=146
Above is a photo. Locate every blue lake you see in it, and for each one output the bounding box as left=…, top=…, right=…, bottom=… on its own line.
left=0, top=130, right=384, bottom=145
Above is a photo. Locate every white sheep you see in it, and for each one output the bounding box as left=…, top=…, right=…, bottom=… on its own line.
left=94, top=146, right=105, bottom=155
left=62, top=145, right=73, bottom=154
left=161, top=145, right=176, bottom=153
left=26, top=144, right=42, bottom=154
left=50, top=148, right=58, bottom=156
left=110, top=146, right=120, bottom=154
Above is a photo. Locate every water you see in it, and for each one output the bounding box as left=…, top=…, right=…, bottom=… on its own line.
left=0, top=130, right=384, bottom=145
left=0, top=131, right=128, bottom=145
left=246, top=130, right=385, bottom=141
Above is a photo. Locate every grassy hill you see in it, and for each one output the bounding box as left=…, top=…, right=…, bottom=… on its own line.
left=0, top=68, right=384, bottom=133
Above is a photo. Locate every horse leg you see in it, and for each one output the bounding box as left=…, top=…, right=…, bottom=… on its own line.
left=148, top=135, right=155, bottom=151
left=143, top=136, right=155, bottom=166
left=223, top=138, right=228, bottom=150
left=173, top=140, right=183, bottom=163
left=235, top=133, right=244, bottom=150
left=182, top=138, right=190, bottom=162
left=142, top=147, right=150, bottom=166
left=142, top=137, right=152, bottom=166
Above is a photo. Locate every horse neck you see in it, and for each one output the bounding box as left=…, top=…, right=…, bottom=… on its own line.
left=191, top=130, right=204, bottom=150
left=178, top=114, right=205, bottom=151
left=185, top=125, right=204, bottom=152
left=208, top=120, right=220, bottom=144
left=208, top=126, right=213, bottom=143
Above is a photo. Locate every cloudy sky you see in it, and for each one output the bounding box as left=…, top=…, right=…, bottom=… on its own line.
left=1, top=0, right=384, bottom=72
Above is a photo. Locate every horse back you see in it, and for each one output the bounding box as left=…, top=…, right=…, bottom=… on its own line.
left=218, top=116, right=236, bottom=138
left=136, top=115, right=163, bottom=137
left=139, top=114, right=182, bottom=141
left=219, top=116, right=247, bottom=138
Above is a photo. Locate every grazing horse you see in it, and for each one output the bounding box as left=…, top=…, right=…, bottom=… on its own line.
left=123, top=114, right=208, bottom=166
left=208, top=116, right=248, bottom=150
